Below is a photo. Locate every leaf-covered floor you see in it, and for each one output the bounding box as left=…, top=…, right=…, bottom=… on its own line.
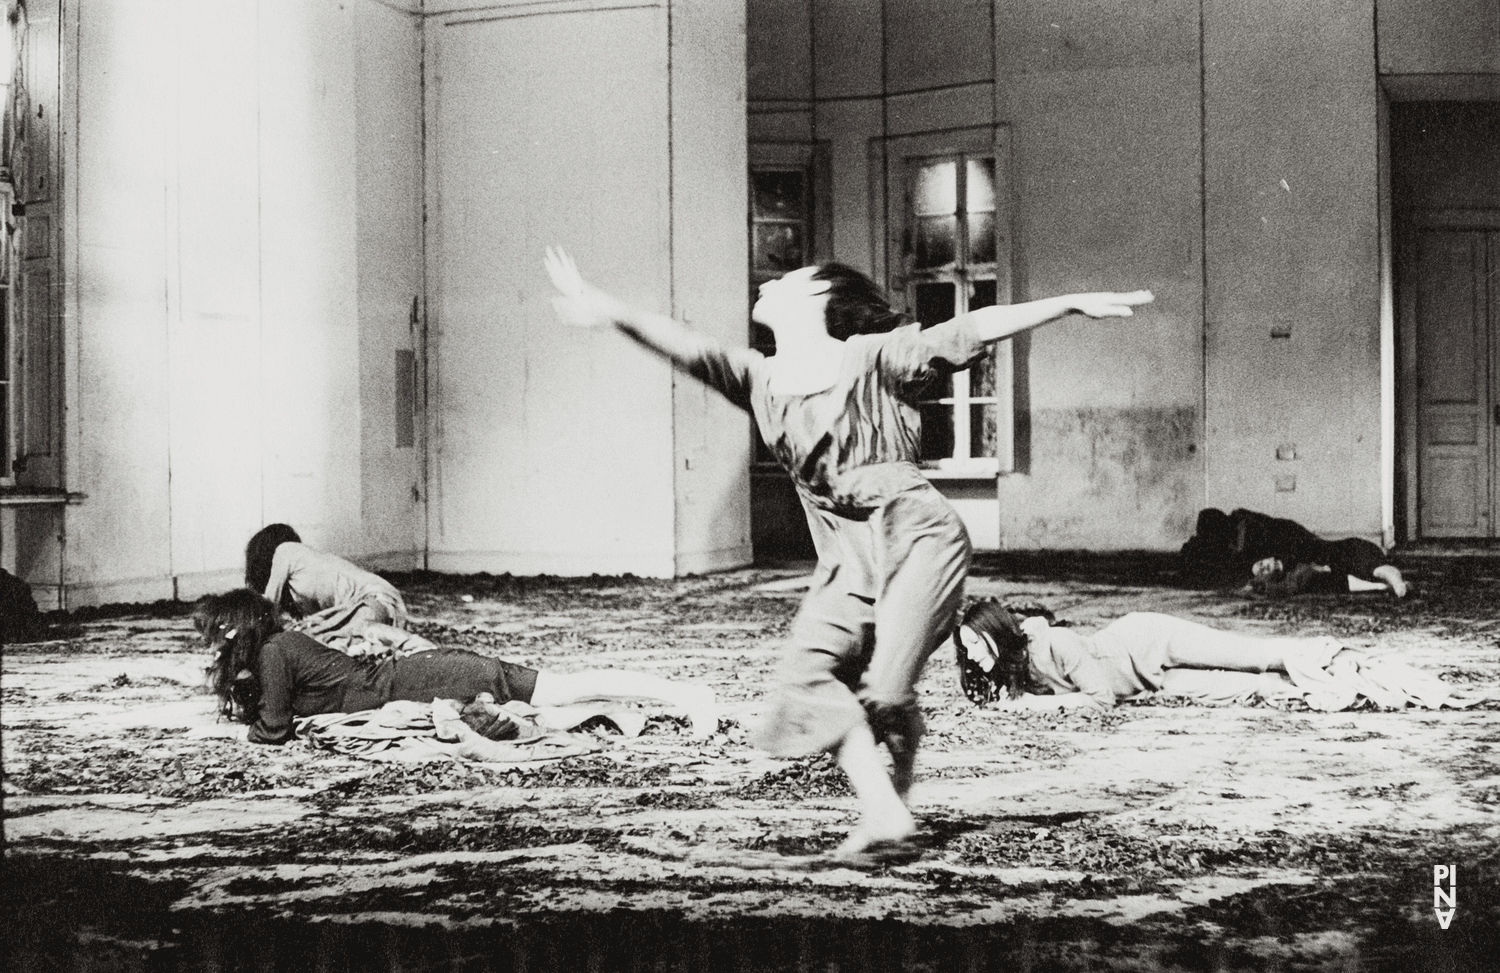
left=5, top=558, right=1499, bottom=970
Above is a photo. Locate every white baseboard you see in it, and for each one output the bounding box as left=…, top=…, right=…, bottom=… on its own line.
left=425, top=549, right=678, bottom=579
left=172, top=569, right=247, bottom=602
left=357, top=549, right=424, bottom=573
left=61, top=576, right=176, bottom=611
left=675, top=544, right=753, bottom=576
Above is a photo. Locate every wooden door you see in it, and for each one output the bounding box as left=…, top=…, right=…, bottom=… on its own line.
left=1412, top=229, right=1499, bottom=538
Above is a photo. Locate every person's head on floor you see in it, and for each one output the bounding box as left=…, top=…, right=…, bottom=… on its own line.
left=196, top=588, right=284, bottom=723
left=1251, top=556, right=1285, bottom=581
left=954, top=600, right=1032, bottom=704
left=244, top=523, right=301, bottom=592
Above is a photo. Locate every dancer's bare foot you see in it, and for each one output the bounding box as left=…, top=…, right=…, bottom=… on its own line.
left=1373, top=564, right=1408, bottom=599
left=680, top=686, right=719, bottom=739
left=832, top=805, right=917, bottom=861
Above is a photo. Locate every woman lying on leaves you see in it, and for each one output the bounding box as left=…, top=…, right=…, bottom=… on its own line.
left=952, top=600, right=1346, bottom=711
left=197, top=589, right=718, bottom=745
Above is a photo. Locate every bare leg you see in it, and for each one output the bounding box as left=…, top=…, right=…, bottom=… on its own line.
left=832, top=721, right=917, bottom=859
left=1104, top=612, right=1341, bottom=673
left=530, top=670, right=718, bottom=738
left=1371, top=564, right=1408, bottom=599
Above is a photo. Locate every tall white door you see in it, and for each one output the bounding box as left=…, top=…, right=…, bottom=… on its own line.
left=1411, top=228, right=1500, bottom=538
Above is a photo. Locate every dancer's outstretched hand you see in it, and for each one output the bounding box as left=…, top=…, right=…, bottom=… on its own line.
left=1072, top=290, right=1154, bottom=319
left=545, top=246, right=621, bottom=328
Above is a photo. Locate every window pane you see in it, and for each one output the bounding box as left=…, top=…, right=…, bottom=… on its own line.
left=920, top=402, right=955, bottom=461
left=967, top=211, right=996, bottom=265
left=752, top=170, right=806, bottom=220
left=914, top=281, right=955, bottom=396
left=913, top=281, right=957, bottom=327
left=970, top=346, right=996, bottom=397
left=969, top=279, right=998, bottom=391
left=753, top=223, right=805, bottom=273
left=914, top=215, right=957, bottom=268
left=912, top=160, right=957, bottom=216
left=966, top=158, right=996, bottom=213
left=970, top=403, right=998, bottom=458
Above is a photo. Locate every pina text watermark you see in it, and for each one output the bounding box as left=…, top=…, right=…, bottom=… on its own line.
left=1433, top=865, right=1456, bottom=929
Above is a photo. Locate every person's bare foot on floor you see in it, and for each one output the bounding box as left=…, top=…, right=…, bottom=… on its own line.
left=832, top=805, right=917, bottom=861
left=1373, top=565, right=1408, bottom=599
left=680, top=686, right=719, bottom=739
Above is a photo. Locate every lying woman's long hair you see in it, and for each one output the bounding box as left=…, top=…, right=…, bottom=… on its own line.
left=953, top=600, right=1054, bottom=704
left=196, top=589, right=284, bottom=723
left=244, top=523, right=301, bottom=595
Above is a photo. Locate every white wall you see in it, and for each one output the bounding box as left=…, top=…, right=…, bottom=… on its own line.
left=993, top=0, right=1204, bottom=550
left=52, top=0, right=423, bottom=607
left=748, top=0, right=1205, bottom=551
left=422, top=0, right=747, bottom=578
left=1202, top=0, right=1382, bottom=539
left=22, top=0, right=747, bottom=605
left=669, top=0, right=753, bottom=576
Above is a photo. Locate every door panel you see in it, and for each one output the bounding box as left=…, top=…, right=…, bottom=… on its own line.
left=1416, top=230, right=1491, bottom=538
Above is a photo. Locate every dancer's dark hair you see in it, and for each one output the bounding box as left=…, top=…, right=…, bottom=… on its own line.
left=196, top=589, right=283, bottom=724
left=953, top=600, right=1033, bottom=704
left=245, top=523, right=301, bottom=595
left=812, top=263, right=908, bottom=341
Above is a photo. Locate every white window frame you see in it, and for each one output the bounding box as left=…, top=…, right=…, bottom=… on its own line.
left=873, top=126, right=1014, bottom=478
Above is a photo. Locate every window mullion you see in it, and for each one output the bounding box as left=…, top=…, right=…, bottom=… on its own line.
left=950, top=279, right=971, bottom=461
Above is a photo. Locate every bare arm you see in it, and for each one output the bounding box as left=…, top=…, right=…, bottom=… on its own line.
left=963, top=291, right=1155, bottom=346
left=545, top=246, right=756, bottom=408
left=263, top=543, right=293, bottom=613
left=547, top=246, right=711, bottom=361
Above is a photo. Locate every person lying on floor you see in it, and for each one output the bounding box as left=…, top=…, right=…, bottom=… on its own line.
left=1180, top=507, right=1407, bottom=598
left=245, top=523, right=434, bottom=654
left=196, top=589, right=718, bottom=745
left=951, top=600, right=1349, bottom=711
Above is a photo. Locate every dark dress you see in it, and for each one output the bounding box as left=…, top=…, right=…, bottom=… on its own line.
left=246, top=631, right=538, bottom=745
left=1180, top=508, right=1385, bottom=592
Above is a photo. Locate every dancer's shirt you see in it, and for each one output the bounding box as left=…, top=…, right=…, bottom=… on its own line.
left=1021, top=617, right=1153, bottom=708
left=263, top=542, right=406, bottom=622
left=623, top=317, right=985, bottom=515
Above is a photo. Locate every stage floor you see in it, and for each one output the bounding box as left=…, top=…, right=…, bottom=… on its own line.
left=5, top=558, right=1499, bottom=970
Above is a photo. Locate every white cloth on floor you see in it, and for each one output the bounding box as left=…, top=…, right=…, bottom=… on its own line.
left=1149, top=652, right=1488, bottom=712
left=294, top=697, right=647, bottom=764
left=1282, top=653, right=1488, bottom=712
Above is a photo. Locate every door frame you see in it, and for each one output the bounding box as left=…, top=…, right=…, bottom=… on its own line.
left=1398, top=208, right=1500, bottom=542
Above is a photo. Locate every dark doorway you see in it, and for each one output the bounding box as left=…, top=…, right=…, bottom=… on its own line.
left=1393, top=102, right=1500, bottom=540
